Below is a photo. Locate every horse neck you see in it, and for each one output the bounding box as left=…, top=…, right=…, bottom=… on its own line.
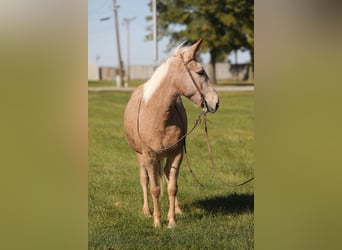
left=147, top=81, right=178, bottom=115
left=143, top=69, right=179, bottom=122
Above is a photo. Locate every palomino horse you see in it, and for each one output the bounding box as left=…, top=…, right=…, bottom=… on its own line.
left=123, top=39, right=219, bottom=228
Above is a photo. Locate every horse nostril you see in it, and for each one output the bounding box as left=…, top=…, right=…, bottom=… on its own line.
left=215, top=101, right=219, bottom=110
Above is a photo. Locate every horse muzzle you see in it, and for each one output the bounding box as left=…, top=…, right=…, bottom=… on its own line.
left=203, top=97, right=219, bottom=113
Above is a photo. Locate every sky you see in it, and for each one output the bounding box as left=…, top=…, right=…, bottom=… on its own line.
left=88, top=0, right=251, bottom=67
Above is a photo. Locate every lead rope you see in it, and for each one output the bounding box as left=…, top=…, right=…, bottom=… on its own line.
left=176, top=107, right=254, bottom=187
left=227, top=176, right=254, bottom=187
left=203, top=113, right=216, bottom=169
left=202, top=114, right=255, bottom=187
left=183, top=145, right=204, bottom=187
left=183, top=116, right=254, bottom=187
left=180, top=55, right=254, bottom=187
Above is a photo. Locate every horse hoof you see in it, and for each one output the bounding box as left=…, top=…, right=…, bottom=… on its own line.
left=153, top=221, right=161, bottom=228
left=142, top=208, right=151, bottom=217
left=175, top=208, right=182, bottom=215
left=167, top=220, right=176, bottom=229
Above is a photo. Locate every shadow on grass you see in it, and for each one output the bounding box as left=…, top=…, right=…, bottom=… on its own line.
left=193, top=193, right=254, bottom=215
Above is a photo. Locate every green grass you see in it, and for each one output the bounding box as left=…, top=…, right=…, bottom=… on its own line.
left=88, top=90, right=254, bottom=249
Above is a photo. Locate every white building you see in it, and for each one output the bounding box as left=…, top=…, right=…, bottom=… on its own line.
left=88, top=64, right=99, bottom=81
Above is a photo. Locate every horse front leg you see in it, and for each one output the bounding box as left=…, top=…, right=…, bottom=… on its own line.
left=164, top=152, right=182, bottom=228
left=145, top=159, right=161, bottom=228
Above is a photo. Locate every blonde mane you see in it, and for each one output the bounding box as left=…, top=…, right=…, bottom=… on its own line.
left=173, top=41, right=189, bottom=54
left=142, top=61, right=169, bottom=103
left=142, top=41, right=190, bottom=103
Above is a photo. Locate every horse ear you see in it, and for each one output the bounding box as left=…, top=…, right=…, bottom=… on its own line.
left=174, top=38, right=203, bottom=61
left=187, top=38, right=203, bottom=58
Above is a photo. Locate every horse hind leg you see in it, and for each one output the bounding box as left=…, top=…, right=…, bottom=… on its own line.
left=164, top=153, right=183, bottom=228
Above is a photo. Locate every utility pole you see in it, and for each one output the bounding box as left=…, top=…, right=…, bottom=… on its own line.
left=123, top=16, right=136, bottom=82
left=152, top=0, right=158, bottom=67
left=113, top=0, right=124, bottom=87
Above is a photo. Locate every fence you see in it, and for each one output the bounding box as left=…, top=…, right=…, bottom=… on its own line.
left=89, top=62, right=252, bottom=81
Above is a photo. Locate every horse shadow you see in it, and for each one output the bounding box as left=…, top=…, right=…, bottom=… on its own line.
left=191, top=193, right=254, bottom=215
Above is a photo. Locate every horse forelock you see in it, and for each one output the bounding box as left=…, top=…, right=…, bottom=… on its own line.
left=143, top=62, right=169, bottom=103
left=173, top=41, right=191, bottom=57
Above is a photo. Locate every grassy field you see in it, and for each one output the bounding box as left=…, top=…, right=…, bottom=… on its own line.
left=88, top=90, right=254, bottom=249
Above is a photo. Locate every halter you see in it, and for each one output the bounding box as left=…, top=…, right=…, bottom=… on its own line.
left=180, top=54, right=209, bottom=113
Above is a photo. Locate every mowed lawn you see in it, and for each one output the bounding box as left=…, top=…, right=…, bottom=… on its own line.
left=88, top=90, right=254, bottom=249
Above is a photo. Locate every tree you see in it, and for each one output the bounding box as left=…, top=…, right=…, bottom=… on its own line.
left=146, top=0, right=254, bottom=84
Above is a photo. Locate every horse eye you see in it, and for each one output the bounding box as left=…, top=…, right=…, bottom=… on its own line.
left=197, top=70, right=205, bottom=77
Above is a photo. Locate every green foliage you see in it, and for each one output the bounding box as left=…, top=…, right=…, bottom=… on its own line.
left=146, top=0, right=254, bottom=66
left=89, top=91, right=254, bottom=249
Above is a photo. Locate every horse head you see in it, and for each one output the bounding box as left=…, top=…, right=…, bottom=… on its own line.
left=171, top=38, right=219, bottom=113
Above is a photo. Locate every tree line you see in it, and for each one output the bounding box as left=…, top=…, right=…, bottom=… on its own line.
left=146, top=0, right=254, bottom=83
